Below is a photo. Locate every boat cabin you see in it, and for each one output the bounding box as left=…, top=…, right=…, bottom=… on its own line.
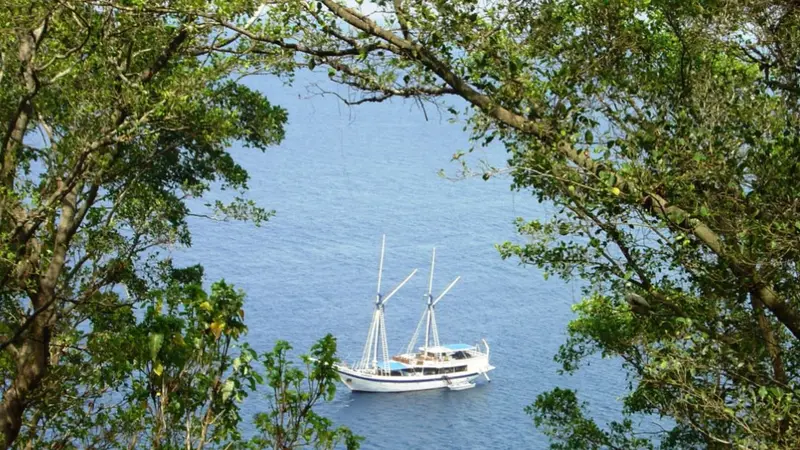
left=376, top=359, right=470, bottom=377
left=418, top=343, right=475, bottom=358
left=380, top=343, right=481, bottom=376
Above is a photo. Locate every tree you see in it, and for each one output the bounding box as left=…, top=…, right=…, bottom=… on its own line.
left=14, top=265, right=358, bottom=449
left=252, top=336, right=363, bottom=450
left=224, top=0, right=800, bottom=447
left=0, top=1, right=354, bottom=448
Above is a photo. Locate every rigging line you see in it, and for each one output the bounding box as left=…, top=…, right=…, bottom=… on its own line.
left=373, top=309, right=380, bottom=369
left=424, top=307, right=431, bottom=352
left=380, top=309, right=390, bottom=371
left=406, top=311, right=426, bottom=354
left=359, top=309, right=378, bottom=370
left=431, top=308, right=440, bottom=348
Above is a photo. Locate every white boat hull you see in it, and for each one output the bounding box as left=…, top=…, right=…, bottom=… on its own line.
left=339, top=240, right=496, bottom=393
left=335, top=365, right=491, bottom=393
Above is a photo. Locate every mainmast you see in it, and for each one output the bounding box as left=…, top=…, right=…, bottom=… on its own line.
left=406, top=248, right=460, bottom=354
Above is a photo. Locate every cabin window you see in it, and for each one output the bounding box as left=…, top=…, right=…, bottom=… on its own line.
left=420, top=366, right=468, bottom=375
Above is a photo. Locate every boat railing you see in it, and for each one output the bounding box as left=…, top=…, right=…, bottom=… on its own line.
left=467, top=339, right=490, bottom=358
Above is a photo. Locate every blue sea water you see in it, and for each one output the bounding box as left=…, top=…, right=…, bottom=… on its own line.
left=175, top=75, right=643, bottom=449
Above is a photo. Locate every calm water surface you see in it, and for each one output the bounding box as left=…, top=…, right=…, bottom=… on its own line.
left=175, top=76, right=642, bottom=449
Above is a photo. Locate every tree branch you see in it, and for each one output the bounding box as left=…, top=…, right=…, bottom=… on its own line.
left=314, top=0, right=800, bottom=341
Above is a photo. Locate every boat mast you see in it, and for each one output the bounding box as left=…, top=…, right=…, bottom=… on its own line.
left=424, top=248, right=435, bottom=353
left=376, top=235, right=385, bottom=303
left=406, top=248, right=461, bottom=355
left=372, top=235, right=385, bottom=369
left=429, top=275, right=460, bottom=346
left=357, top=235, right=417, bottom=371
left=358, top=236, right=384, bottom=370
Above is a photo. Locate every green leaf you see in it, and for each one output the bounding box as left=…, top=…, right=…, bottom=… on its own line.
left=759, top=386, right=768, bottom=399
left=221, top=379, right=235, bottom=402
left=149, top=333, right=164, bottom=362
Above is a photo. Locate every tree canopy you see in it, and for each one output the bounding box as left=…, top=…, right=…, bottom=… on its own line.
left=5, top=0, right=800, bottom=448
left=232, top=0, right=800, bottom=448
left=1, top=1, right=356, bottom=448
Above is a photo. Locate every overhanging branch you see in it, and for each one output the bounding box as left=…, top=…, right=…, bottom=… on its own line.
left=313, top=0, right=800, bottom=341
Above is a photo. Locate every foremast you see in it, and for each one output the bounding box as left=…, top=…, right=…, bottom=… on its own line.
left=356, top=235, right=417, bottom=372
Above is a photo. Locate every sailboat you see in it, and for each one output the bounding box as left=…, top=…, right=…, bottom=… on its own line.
left=334, top=236, right=495, bottom=393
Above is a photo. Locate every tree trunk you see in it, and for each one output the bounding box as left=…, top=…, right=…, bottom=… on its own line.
left=1, top=16, right=47, bottom=190
left=0, top=314, right=50, bottom=448
left=0, top=184, right=77, bottom=449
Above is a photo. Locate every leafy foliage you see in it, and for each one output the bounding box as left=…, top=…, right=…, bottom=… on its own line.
left=0, top=1, right=353, bottom=448
left=16, top=265, right=358, bottom=449
left=235, top=0, right=800, bottom=448
left=528, top=388, right=654, bottom=450
left=252, top=336, right=362, bottom=450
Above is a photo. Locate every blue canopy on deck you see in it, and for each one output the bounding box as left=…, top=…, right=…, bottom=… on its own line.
left=443, top=343, right=475, bottom=351
left=383, top=361, right=409, bottom=371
